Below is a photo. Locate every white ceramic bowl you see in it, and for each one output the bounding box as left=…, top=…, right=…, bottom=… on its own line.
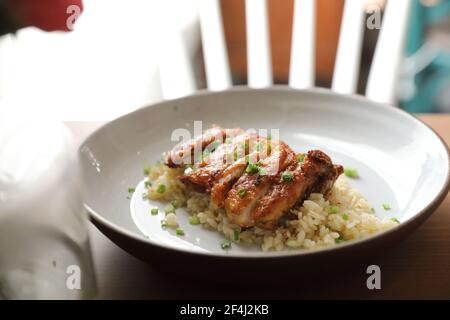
left=79, top=87, right=450, bottom=279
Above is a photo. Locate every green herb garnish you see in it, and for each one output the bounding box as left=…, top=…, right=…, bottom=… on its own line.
left=237, top=187, right=247, bottom=198
left=144, top=180, right=152, bottom=188
left=297, top=153, right=306, bottom=163
left=335, top=235, right=345, bottom=244
left=328, top=205, right=340, bottom=214
left=161, top=220, right=168, bottom=228
left=391, top=217, right=400, bottom=224
left=233, top=149, right=239, bottom=161
left=164, top=204, right=176, bottom=214
left=233, top=230, right=240, bottom=241
left=344, top=167, right=359, bottom=179
left=221, top=240, right=232, bottom=250
left=281, top=171, right=294, bottom=182
left=143, top=165, right=150, bottom=176
left=342, top=213, right=349, bottom=221
left=245, top=162, right=259, bottom=174
left=128, top=187, right=135, bottom=193
left=156, top=184, right=166, bottom=194
left=382, top=203, right=391, bottom=211
left=151, top=208, right=159, bottom=215
left=176, top=228, right=185, bottom=236
left=189, top=216, right=200, bottom=225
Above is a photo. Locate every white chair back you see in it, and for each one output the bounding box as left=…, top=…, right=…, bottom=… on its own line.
left=160, top=0, right=412, bottom=105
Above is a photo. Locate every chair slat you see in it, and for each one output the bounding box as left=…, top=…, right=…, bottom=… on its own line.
left=158, top=22, right=197, bottom=100
left=198, top=0, right=232, bottom=91
left=332, top=0, right=365, bottom=94
left=245, top=0, right=273, bottom=88
left=289, top=0, right=316, bottom=89
left=366, top=0, right=412, bottom=104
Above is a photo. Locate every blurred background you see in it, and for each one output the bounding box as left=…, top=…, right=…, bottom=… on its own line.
left=0, top=0, right=449, bottom=120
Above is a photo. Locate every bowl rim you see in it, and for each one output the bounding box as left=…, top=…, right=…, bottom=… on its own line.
left=80, top=85, right=450, bottom=259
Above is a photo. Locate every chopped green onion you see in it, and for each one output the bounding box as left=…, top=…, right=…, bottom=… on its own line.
left=151, top=208, right=159, bottom=215
left=281, top=171, right=294, bottom=182
left=144, top=180, right=152, bottom=188
left=297, top=153, right=306, bottom=163
left=164, top=204, right=176, bottom=214
left=221, top=240, right=232, bottom=250
left=143, top=165, right=150, bottom=176
left=344, top=167, right=359, bottom=179
left=176, top=228, right=185, bottom=236
left=142, top=193, right=148, bottom=200
left=335, top=236, right=345, bottom=244
left=161, top=220, right=168, bottom=228
left=258, top=168, right=267, bottom=176
left=128, top=187, right=135, bottom=193
left=325, top=224, right=332, bottom=229
left=382, top=203, right=391, bottom=211
left=342, top=213, right=349, bottom=221
left=391, top=217, right=400, bottom=224
left=371, top=208, right=376, bottom=213
left=156, top=184, right=166, bottom=194
left=328, top=205, right=340, bottom=214
left=267, top=143, right=272, bottom=153
left=267, top=133, right=272, bottom=140
left=189, top=216, right=200, bottom=225
left=245, top=162, right=259, bottom=174
left=233, top=230, right=240, bottom=241
left=233, top=149, right=239, bottom=161
left=255, top=142, right=262, bottom=152
left=237, top=187, right=247, bottom=198
left=171, top=200, right=178, bottom=209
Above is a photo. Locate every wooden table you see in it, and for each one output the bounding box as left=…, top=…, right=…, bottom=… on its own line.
left=66, top=114, right=450, bottom=299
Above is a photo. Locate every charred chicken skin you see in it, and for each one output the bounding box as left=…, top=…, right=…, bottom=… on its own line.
left=164, top=127, right=343, bottom=230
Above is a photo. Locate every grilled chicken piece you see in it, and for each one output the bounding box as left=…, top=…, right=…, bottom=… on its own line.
left=250, top=150, right=343, bottom=229
left=224, top=142, right=296, bottom=227
left=181, top=132, right=275, bottom=207
left=165, top=126, right=244, bottom=168
left=178, top=132, right=251, bottom=192
left=165, top=128, right=343, bottom=230
left=225, top=149, right=342, bottom=229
